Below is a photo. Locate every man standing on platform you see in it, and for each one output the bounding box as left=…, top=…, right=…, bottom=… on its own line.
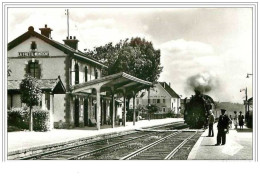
left=215, top=109, right=230, bottom=146
left=207, top=110, right=215, bottom=137
left=233, top=111, right=238, bottom=129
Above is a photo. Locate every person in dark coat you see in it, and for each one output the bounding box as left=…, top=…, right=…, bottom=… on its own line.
left=233, top=111, right=238, bottom=129
left=216, top=109, right=230, bottom=145
left=238, top=111, right=244, bottom=130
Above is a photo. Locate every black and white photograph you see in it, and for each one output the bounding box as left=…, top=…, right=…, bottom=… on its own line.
left=0, top=1, right=259, bottom=186
left=4, top=2, right=256, bottom=160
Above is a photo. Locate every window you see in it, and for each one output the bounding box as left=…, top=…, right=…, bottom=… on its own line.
left=28, top=60, right=40, bottom=78
left=153, top=99, right=156, bottom=104
left=157, top=99, right=160, bottom=103
left=163, top=99, right=165, bottom=103
left=163, top=107, right=166, bottom=112
left=89, top=67, right=92, bottom=81
left=31, top=41, right=37, bottom=51
left=85, top=66, right=88, bottom=82
left=95, top=69, right=98, bottom=79
left=75, top=63, right=79, bottom=84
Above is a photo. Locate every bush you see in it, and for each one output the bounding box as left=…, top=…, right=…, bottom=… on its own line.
left=32, top=109, right=50, bottom=131
left=8, top=107, right=29, bottom=130
left=8, top=107, right=50, bottom=132
left=8, top=126, right=23, bottom=132
left=146, top=104, right=159, bottom=114
left=126, top=109, right=138, bottom=122
left=165, top=111, right=183, bottom=118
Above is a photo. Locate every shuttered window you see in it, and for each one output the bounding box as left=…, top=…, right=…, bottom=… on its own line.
left=31, top=41, right=37, bottom=50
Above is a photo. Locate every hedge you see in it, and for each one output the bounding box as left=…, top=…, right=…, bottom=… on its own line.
left=8, top=107, right=50, bottom=132
left=8, top=107, right=29, bottom=130
left=126, top=109, right=138, bottom=122
left=32, top=109, right=50, bottom=131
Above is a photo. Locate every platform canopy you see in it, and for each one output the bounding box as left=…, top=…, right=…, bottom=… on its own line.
left=71, top=72, right=153, bottom=96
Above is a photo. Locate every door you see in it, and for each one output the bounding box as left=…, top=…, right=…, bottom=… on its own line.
left=84, top=98, right=88, bottom=126
left=75, top=98, right=79, bottom=127
left=103, top=100, right=107, bottom=125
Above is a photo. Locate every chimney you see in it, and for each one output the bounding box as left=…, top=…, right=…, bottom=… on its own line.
left=39, top=24, right=53, bottom=38
left=163, top=83, right=165, bottom=88
left=169, top=82, right=171, bottom=88
left=63, top=36, right=79, bottom=50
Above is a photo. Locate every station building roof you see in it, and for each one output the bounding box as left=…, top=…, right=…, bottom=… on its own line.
left=8, top=26, right=107, bottom=68
left=8, top=77, right=66, bottom=94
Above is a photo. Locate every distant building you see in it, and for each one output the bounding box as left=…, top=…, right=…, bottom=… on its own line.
left=130, top=82, right=181, bottom=114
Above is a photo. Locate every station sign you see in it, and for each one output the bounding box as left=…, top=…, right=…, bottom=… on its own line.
left=18, top=51, right=49, bottom=57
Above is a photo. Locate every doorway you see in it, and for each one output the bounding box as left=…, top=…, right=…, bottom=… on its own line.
left=84, top=98, right=88, bottom=126
left=74, top=98, right=79, bottom=127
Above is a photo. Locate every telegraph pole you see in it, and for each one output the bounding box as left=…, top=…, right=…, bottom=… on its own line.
left=246, top=73, right=252, bottom=117
left=240, top=87, right=248, bottom=115
left=245, top=87, right=247, bottom=115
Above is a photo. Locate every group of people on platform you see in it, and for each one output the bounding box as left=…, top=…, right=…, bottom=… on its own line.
left=206, top=109, right=245, bottom=146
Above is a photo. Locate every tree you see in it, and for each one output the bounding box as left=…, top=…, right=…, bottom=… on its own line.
left=20, top=75, right=42, bottom=131
left=146, top=104, right=159, bottom=120
left=86, top=37, right=163, bottom=83
left=147, top=104, right=159, bottom=114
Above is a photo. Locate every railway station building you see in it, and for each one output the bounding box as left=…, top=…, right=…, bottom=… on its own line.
left=7, top=25, right=152, bottom=130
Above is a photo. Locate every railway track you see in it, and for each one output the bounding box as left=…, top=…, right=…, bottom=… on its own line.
left=20, top=131, right=153, bottom=160
left=120, top=131, right=198, bottom=160
left=18, top=122, right=186, bottom=160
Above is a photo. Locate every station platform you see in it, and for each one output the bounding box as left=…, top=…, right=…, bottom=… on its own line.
left=8, top=118, right=184, bottom=154
left=188, top=123, right=253, bottom=160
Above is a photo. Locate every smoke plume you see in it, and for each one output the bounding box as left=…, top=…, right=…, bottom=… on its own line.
left=186, top=72, right=219, bottom=94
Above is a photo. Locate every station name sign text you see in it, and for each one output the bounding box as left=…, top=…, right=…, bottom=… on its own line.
left=18, top=51, right=49, bottom=57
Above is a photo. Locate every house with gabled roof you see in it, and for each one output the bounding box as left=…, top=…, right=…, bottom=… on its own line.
left=7, top=24, right=152, bottom=130
left=130, top=82, right=181, bottom=114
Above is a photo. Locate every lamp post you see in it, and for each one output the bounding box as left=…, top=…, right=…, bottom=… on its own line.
left=240, top=88, right=247, bottom=116
left=246, top=73, right=253, bottom=111
left=246, top=73, right=253, bottom=78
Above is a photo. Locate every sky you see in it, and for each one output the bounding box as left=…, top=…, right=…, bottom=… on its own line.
left=8, top=7, right=253, bottom=103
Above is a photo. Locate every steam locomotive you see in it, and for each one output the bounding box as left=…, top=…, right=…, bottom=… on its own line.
left=184, top=90, right=215, bottom=129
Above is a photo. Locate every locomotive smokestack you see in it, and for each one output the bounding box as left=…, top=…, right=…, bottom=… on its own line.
left=186, top=72, right=219, bottom=94
left=195, top=90, right=201, bottom=95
